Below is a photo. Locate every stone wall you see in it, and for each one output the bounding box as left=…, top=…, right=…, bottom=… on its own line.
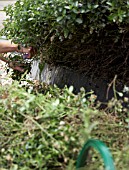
left=31, top=62, right=125, bottom=102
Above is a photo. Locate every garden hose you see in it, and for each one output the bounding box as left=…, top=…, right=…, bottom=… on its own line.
left=76, top=139, right=115, bottom=170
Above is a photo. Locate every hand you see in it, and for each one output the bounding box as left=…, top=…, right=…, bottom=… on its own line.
left=17, top=46, right=35, bottom=58
left=0, top=55, right=24, bottom=72
left=8, top=61, right=25, bottom=72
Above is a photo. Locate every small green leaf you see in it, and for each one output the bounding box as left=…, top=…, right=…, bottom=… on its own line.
left=94, top=4, right=99, bottom=9
left=69, top=86, right=74, bottom=93
left=52, top=99, right=60, bottom=106
left=76, top=18, right=83, bottom=24
left=64, top=29, right=69, bottom=38
left=64, top=6, right=70, bottom=9
left=28, top=18, right=34, bottom=21
left=56, top=16, right=63, bottom=22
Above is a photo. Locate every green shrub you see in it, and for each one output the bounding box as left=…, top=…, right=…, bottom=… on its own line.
left=2, top=0, right=129, bottom=46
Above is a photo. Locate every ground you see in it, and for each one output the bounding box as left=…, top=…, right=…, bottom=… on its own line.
left=0, top=60, right=12, bottom=85
left=0, top=1, right=16, bottom=84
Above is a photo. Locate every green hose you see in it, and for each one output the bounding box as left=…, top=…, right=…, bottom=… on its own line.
left=76, top=139, right=115, bottom=170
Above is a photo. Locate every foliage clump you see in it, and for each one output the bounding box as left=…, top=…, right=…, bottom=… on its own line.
left=0, top=82, right=129, bottom=169
left=0, top=82, right=91, bottom=169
